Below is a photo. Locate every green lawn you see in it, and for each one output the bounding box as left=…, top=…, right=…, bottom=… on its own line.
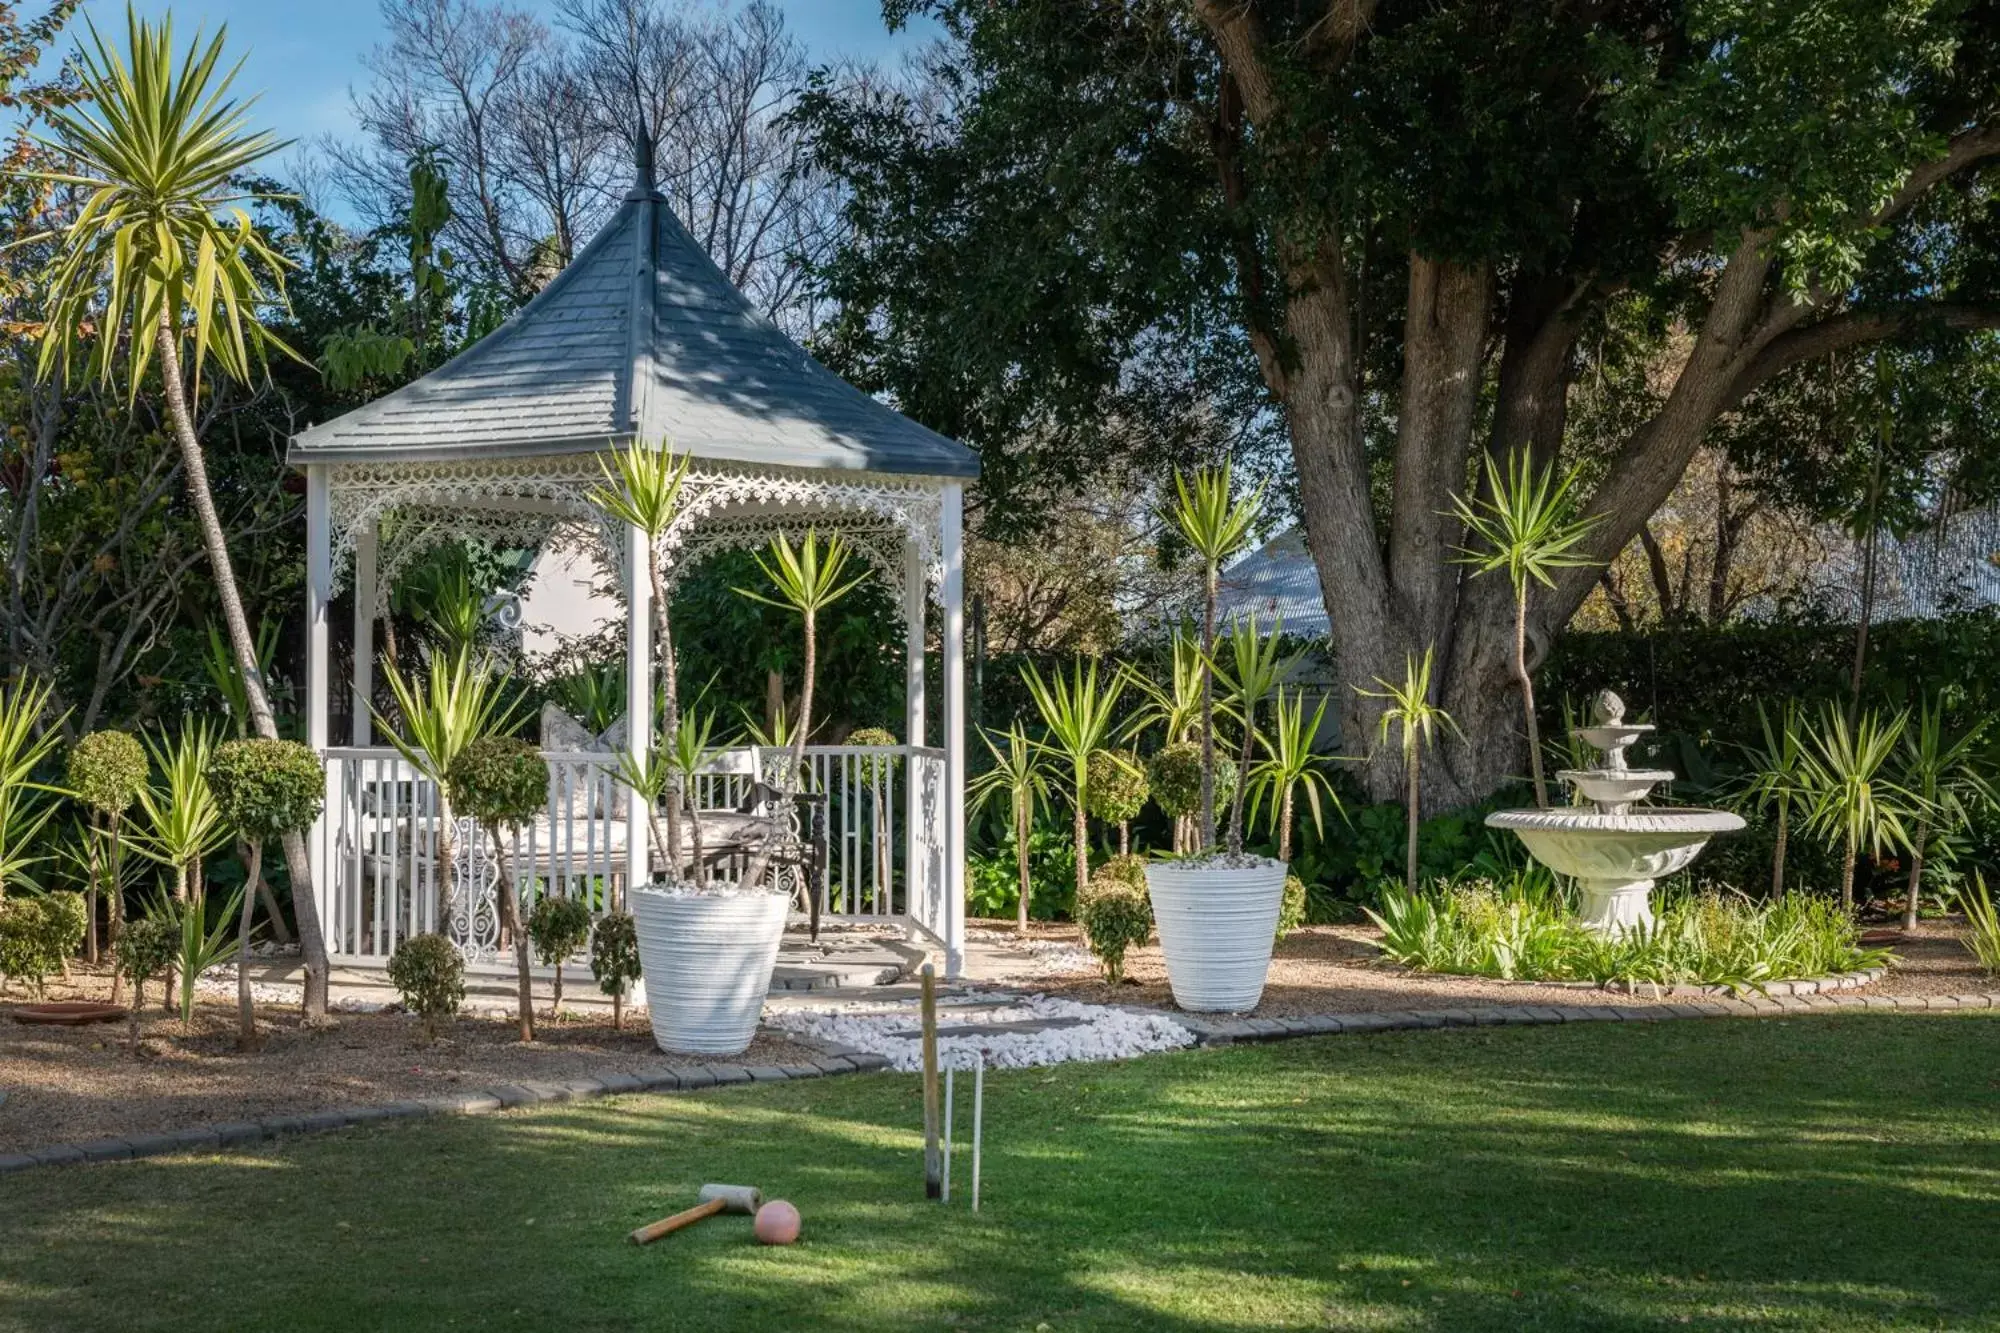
left=3, top=1014, right=1997, bottom=1332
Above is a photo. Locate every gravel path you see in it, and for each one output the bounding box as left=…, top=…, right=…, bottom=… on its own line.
left=0, top=968, right=822, bottom=1155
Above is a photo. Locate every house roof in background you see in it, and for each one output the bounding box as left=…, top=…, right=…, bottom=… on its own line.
left=1215, top=527, right=1330, bottom=636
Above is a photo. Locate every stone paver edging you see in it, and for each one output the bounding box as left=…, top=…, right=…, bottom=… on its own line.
left=1171, top=987, right=2000, bottom=1045
left=0, top=1043, right=889, bottom=1176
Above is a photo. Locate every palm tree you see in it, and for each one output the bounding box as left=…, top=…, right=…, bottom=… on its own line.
left=1022, top=659, right=1126, bottom=907
left=23, top=9, right=336, bottom=1015
left=1167, top=465, right=1262, bottom=850
left=1800, top=705, right=1915, bottom=913
left=1895, top=695, right=1990, bottom=930
left=586, top=438, right=693, bottom=871
left=1452, top=451, right=1601, bottom=808
left=1216, top=612, right=1295, bottom=854
left=1357, top=647, right=1459, bottom=893
left=970, top=723, right=1049, bottom=932
left=1732, top=701, right=1810, bottom=897
left=1246, top=686, right=1341, bottom=864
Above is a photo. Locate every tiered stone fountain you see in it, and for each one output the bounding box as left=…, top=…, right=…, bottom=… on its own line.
left=1486, top=691, right=1744, bottom=933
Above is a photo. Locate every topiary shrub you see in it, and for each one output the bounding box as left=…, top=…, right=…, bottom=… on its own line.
left=527, top=894, right=592, bottom=1017
left=1080, top=853, right=1151, bottom=922
left=1276, top=874, right=1307, bottom=943
left=67, top=729, right=148, bottom=964
left=446, top=736, right=550, bottom=1042
left=846, top=726, right=899, bottom=781
left=590, top=911, right=643, bottom=1030
left=1087, top=748, right=1149, bottom=853
left=388, top=932, right=466, bottom=1041
left=208, top=738, right=325, bottom=1046
left=1148, top=741, right=1237, bottom=850
left=113, top=913, right=176, bottom=1051
left=1078, top=887, right=1151, bottom=984
left=0, top=892, right=87, bottom=997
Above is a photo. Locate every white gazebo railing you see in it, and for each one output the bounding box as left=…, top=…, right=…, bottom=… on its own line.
left=315, top=743, right=954, bottom=967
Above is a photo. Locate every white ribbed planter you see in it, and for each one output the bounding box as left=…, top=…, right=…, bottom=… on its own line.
left=630, top=888, right=788, bottom=1055
left=1145, top=858, right=1288, bottom=1012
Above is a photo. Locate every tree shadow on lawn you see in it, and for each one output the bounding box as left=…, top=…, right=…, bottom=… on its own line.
left=0, top=1013, right=1996, bottom=1332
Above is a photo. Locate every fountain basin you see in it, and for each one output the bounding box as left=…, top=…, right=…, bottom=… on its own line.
left=1484, top=807, right=1745, bottom=933
left=1556, top=768, right=1675, bottom=812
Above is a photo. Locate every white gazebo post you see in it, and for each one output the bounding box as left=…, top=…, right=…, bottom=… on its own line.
left=304, top=463, right=333, bottom=920
left=940, top=482, right=966, bottom=977
left=624, top=522, right=653, bottom=893
left=351, top=519, right=377, bottom=745
left=902, top=535, right=927, bottom=930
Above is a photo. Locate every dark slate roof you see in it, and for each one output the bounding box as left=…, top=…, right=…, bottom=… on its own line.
left=289, top=181, right=978, bottom=478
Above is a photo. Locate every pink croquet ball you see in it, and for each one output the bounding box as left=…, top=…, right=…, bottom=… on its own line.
left=753, top=1200, right=801, bottom=1246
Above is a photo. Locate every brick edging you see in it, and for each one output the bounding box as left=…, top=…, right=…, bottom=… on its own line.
left=1174, top=988, right=2000, bottom=1046
left=1495, top=965, right=1888, bottom=998
left=0, top=1041, right=889, bottom=1176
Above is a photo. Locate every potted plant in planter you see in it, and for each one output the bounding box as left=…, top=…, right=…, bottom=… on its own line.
left=1144, top=465, right=1288, bottom=1012
left=591, top=438, right=793, bottom=1056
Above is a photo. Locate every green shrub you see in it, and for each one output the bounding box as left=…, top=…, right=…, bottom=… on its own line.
left=846, top=726, right=900, bottom=781
left=445, top=737, right=548, bottom=828
left=1366, top=877, right=1888, bottom=990
left=0, top=892, right=87, bottom=996
left=527, top=894, right=593, bottom=1013
left=1276, top=874, right=1306, bottom=942
left=114, top=912, right=177, bottom=1046
left=1147, top=741, right=1236, bottom=818
left=1079, top=887, right=1151, bottom=983
left=67, top=730, right=147, bottom=816
left=968, top=816, right=1079, bottom=920
left=590, top=911, right=643, bottom=1029
left=388, top=933, right=466, bottom=1039
left=1086, top=748, right=1149, bottom=824
left=1953, top=875, right=2000, bottom=975
left=207, top=739, right=324, bottom=842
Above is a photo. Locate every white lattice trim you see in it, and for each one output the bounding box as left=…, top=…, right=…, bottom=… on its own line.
left=326, top=455, right=948, bottom=606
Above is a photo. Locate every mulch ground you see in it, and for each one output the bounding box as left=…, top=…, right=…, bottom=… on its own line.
left=1015, top=917, right=1994, bottom=1016
left=0, top=965, right=824, bottom=1154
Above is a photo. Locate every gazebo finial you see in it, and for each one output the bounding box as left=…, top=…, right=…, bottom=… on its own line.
left=628, top=115, right=660, bottom=201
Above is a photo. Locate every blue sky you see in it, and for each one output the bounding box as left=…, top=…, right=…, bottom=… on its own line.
left=93, top=0, right=935, bottom=143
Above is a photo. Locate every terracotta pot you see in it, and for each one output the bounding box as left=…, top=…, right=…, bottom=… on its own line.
left=12, top=1001, right=125, bottom=1026
left=1144, top=858, right=1288, bottom=1012
left=630, top=889, right=788, bottom=1055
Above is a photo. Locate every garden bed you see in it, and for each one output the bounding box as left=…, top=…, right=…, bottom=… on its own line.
left=0, top=965, right=824, bottom=1155
left=1019, top=918, right=1994, bottom=1017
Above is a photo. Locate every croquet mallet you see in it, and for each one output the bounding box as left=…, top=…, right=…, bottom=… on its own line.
left=628, top=1183, right=763, bottom=1245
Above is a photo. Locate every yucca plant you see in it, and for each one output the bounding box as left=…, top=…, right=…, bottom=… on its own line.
left=1452, top=451, right=1601, bottom=808
left=165, top=883, right=244, bottom=1029
left=1022, top=659, right=1126, bottom=906
left=1167, top=465, right=1262, bottom=850
left=1357, top=647, right=1460, bottom=892
left=0, top=678, right=67, bottom=897
left=1732, top=701, right=1811, bottom=896
left=1800, top=705, right=1915, bottom=913
left=1956, top=875, right=2000, bottom=974
left=1895, top=695, right=1990, bottom=930
left=737, top=530, right=866, bottom=780
left=587, top=437, right=694, bottom=871
left=1122, top=625, right=1213, bottom=747
left=1216, top=612, right=1296, bottom=855
left=970, top=722, right=1049, bottom=931
left=375, top=648, right=524, bottom=922
left=131, top=722, right=227, bottom=904
left=1246, top=686, right=1341, bottom=864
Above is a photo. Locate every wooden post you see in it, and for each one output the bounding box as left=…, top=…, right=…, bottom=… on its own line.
left=922, top=962, right=941, bottom=1199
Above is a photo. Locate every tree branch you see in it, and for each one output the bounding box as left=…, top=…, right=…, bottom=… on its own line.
left=1725, top=302, right=2000, bottom=409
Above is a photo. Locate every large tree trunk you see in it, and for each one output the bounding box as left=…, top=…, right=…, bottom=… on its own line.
left=153, top=320, right=331, bottom=1022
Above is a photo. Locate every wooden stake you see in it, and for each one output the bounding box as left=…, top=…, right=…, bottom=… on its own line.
left=921, top=963, right=941, bottom=1199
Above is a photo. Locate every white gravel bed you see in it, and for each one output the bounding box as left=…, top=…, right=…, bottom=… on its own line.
left=767, top=992, right=1195, bottom=1071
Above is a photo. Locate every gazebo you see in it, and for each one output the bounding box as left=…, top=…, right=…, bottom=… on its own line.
left=288, top=155, right=976, bottom=977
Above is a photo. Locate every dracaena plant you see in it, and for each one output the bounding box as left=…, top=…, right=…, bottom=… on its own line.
left=375, top=647, right=524, bottom=922
left=970, top=722, right=1049, bottom=932
left=1452, top=450, right=1601, bottom=809
left=1246, top=686, right=1343, bottom=865
left=1166, top=465, right=1262, bottom=852
left=586, top=438, right=692, bottom=870
left=1895, top=695, right=1991, bottom=930
left=1215, top=611, right=1297, bottom=856
left=1800, top=705, right=1916, bottom=913
left=1357, top=647, right=1460, bottom=893
left=1022, top=659, right=1126, bottom=907
left=1731, top=701, right=1811, bottom=897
